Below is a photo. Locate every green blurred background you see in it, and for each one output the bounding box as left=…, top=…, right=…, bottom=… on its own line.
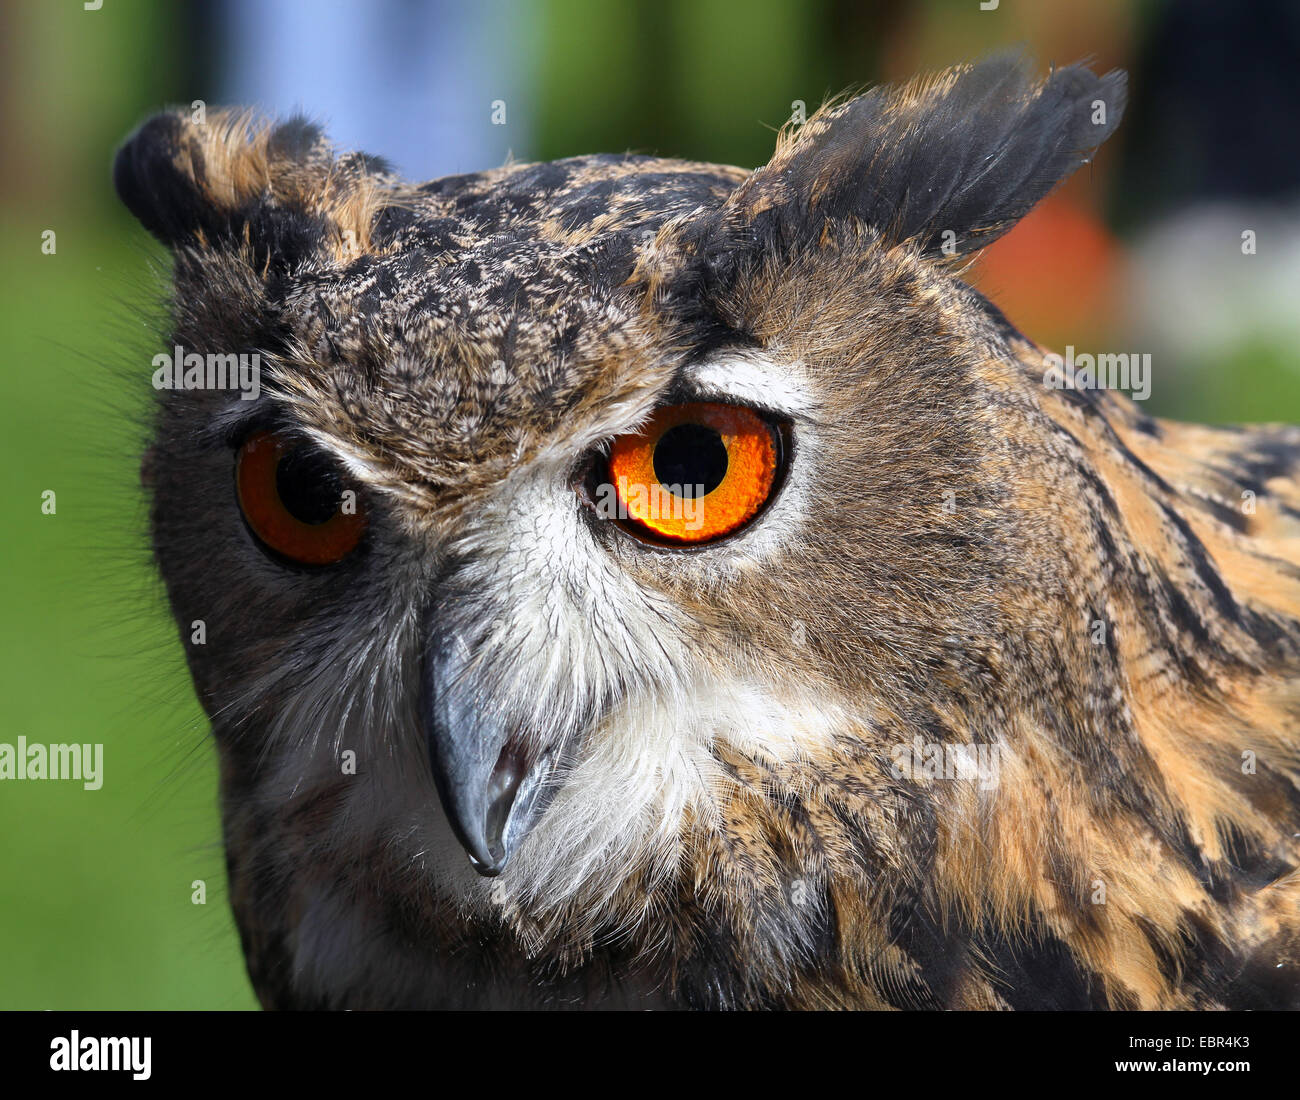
left=2, top=0, right=1298, bottom=1008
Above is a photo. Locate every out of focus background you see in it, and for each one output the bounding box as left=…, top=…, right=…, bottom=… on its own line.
left=2, top=0, right=1298, bottom=1008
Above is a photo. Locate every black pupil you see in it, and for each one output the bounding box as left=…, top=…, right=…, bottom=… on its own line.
left=276, top=447, right=343, bottom=525
left=653, top=423, right=728, bottom=496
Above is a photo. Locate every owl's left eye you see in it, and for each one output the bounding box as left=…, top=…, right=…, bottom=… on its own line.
left=235, top=430, right=368, bottom=565
left=588, top=401, right=785, bottom=544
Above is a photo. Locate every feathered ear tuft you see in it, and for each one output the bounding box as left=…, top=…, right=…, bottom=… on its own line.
left=699, top=51, right=1126, bottom=263
left=113, top=109, right=393, bottom=270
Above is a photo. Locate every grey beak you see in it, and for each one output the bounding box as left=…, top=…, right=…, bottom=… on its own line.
left=421, top=619, right=553, bottom=877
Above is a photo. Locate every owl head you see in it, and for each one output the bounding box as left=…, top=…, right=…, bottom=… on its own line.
left=117, top=54, right=1145, bottom=1001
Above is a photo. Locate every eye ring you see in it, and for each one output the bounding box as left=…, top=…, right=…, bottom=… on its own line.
left=592, top=402, right=787, bottom=546
left=235, top=430, right=368, bottom=566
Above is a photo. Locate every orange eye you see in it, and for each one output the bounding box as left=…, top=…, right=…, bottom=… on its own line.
left=235, top=430, right=367, bottom=565
left=603, top=402, right=781, bottom=544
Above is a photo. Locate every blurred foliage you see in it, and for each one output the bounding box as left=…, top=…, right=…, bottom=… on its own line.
left=1, top=0, right=1296, bottom=1008
left=0, top=3, right=255, bottom=1009
left=0, top=221, right=256, bottom=1007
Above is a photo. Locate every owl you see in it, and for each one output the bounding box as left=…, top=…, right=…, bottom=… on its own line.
left=115, top=53, right=1300, bottom=1009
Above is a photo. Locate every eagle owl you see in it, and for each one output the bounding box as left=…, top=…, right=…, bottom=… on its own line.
left=115, top=54, right=1300, bottom=1009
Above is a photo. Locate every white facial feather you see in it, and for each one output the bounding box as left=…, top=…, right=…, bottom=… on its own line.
left=685, top=348, right=818, bottom=418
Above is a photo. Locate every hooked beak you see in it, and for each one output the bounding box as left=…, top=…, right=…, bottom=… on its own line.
left=421, top=617, right=556, bottom=877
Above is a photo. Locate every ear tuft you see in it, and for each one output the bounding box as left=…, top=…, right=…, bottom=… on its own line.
left=712, top=51, right=1127, bottom=260
left=113, top=109, right=395, bottom=266
left=113, top=113, right=203, bottom=246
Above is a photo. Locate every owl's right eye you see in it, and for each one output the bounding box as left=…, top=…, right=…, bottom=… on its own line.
left=235, top=430, right=368, bottom=565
